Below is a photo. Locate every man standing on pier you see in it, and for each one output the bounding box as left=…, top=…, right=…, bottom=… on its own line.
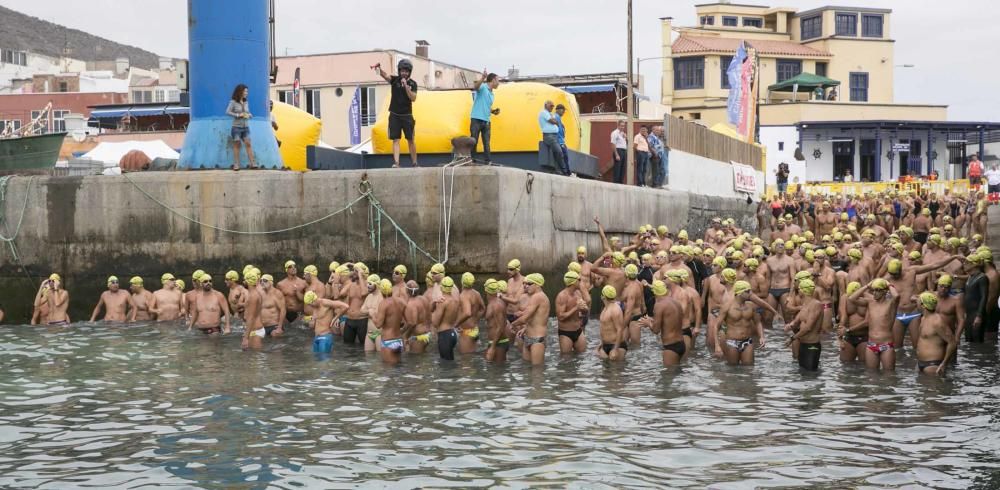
left=470, top=69, right=500, bottom=164
left=375, top=59, right=418, bottom=168
left=539, top=101, right=569, bottom=176
left=90, top=276, right=136, bottom=323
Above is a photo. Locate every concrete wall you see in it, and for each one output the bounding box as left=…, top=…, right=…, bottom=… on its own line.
left=0, top=167, right=755, bottom=322
left=668, top=148, right=765, bottom=199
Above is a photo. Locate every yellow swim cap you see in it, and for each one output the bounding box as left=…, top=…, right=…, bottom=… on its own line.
left=628, top=251, right=639, bottom=261
left=244, top=272, right=259, bottom=287
left=506, top=259, right=521, bottom=270
left=804, top=250, right=815, bottom=263
left=899, top=226, right=914, bottom=238
left=928, top=234, right=942, bottom=246
left=354, top=262, right=369, bottom=274
left=564, top=270, right=580, bottom=286
left=712, top=257, right=728, bottom=268
left=921, top=208, right=931, bottom=216
left=108, top=275, right=119, bottom=285
left=379, top=278, right=393, bottom=296
left=441, top=276, right=455, bottom=292
left=484, top=278, right=501, bottom=295
left=192, top=270, right=205, bottom=282
left=303, top=265, right=318, bottom=276
left=733, top=280, right=751, bottom=296
left=745, top=258, right=759, bottom=269
left=794, top=270, right=812, bottom=282
left=367, top=274, right=381, bottom=286
left=752, top=246, right=764, bottom=258
left=981, top=249, right=994, bottom=263
left=938, top=274, right=953, bottom=287
left=848, top=249, right=862, bottom=261
left=394, top=264, right=407, bottom=276
left=798, top=279, right=816, bottom=296
left=973, top=234, right=984, bottom=242
left=49, top=273, right=61, bottom=282
left=733, top=239, right=745, bottom=250
left=909, top=251, right=922, bottom=261
left=525, top=273, right=545, bottom=287
left=161, top=273, right=175, bottom=284
left=251, top=267, right=261, bottom=278
left=336, top=265, right=350, bottom=277
left=461, top=272, right=475, bottom=287
left=129, top=276, right=143, bottom=286
left=328, top=261, right=340, bottom=272
left=497, top=280, right=508, bottom=293
left=261, top=274, right=274, bottom=284
left=919, top=291, right=938, bottom=311
left=651, top=280, right=668, bottom=297
left=175, top=279, right=185, bottom=290
left=284, top=260, right=296, bottom=270
left=576, top=246, right=587, bottom=255
left=704, top=248, right=716, bottom=257
left=568, top=261, right=582, bottom=273
left=656, top=250, right=669, bottom=259
left=602, top=285, right=617, bottom=300
left=612, top=252, right=626, bottom=266
left=609, top=236, right=621, bottom=244
left=225, top=270, right=239, bottom=281
left=870, top=278, right=889, bottom=290
left=678, top=230, right=689, bottom=240
left=833, top=232, right=845, bottom=242
left=666, top=269, right=685, bottom=284
left=304, top=291, right=318, bottom=305
left=200, top=274, right=212, bottom=282
left=804, top=231, right=814, bottom=240
left=731, top=251, right=745, bottom=261
left=657, top=225, right=668, bottom=236
left=846, top=281, right=861, bottom=295
left=242, top=265, right=254, bottom=277
left=641, top=253, right=653, bottom=263
left=431, top=263, right=446, bottom=274
left=624, top=264, right=639, bottom=279
left=721, top=268, right=737, bottom=284
left=785, top=241, right=795, bottom=251
left=638, top=225, right=648, bottom=234
left=887, top=259, right=902, bottom=275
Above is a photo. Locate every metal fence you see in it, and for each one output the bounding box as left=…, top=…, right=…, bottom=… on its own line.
left=664, top=115, right=764, bottom=170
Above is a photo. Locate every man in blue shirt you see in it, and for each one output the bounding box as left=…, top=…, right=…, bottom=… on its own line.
left=470, top=69, right=500, bottom=163
left=554, top=104, right=572, bottom=176
left=539, top=101, right=570, bottom=176
left=647, top=125, right=668, bottom=187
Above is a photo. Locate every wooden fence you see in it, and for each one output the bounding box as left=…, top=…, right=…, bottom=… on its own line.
left=665, top=115, right=764, bottom=171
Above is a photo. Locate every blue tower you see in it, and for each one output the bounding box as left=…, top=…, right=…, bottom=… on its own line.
left=180, top=0, right=282, bottom=169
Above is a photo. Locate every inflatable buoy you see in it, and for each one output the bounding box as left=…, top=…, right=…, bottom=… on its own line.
left=271, top=101, right=322, bottom=171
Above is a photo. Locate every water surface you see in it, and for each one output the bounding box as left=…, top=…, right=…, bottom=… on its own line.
left=1, top=321, right=999, bottom=489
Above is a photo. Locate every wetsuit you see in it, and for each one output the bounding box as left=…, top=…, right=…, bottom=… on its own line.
left=963, top=272, right=989, bottom=343
left=639, top=265, right=656, bottom=315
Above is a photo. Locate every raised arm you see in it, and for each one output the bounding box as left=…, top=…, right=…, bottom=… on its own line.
left=595, top=217, right=612, bottom=253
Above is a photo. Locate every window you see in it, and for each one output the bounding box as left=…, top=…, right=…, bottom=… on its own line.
left=850, top=72, right=869, bottom=101
left=778, top=142, right=785, bottom=151
left=720, top=56, right=733, bottom=89
left=0, top=119, right=22, bottom=134
left=132, top=90, right=151, bottom=104
left=700, top=16, right=714, bottom=26
left=51, top=110, right=69, bottom=133
left=722, top=16, right=738, bottom=27
left=815, top=62, right=828, bottom=78
left=801, top=15, right=822, bottom=40
left=862, top=14, right=883, bottom=37
left=154, top=90, right=165, bottom=103
left=1, top=49, right=27, bottom=66
left=742, top=17, right=763, bottom=28
left=30, top=110, right=47, bottom=134
left=277, top=90, right=294, bottom=105
left=359, top=86, right=377, bottom=126
left=776, top=59, right=802, bottom=82
left=168, top=90, right=180, bottom=102
left=674, top=57, right=704, bottom=90
left=58, top=81, right=68, bottom=93
left=835, top=12, right=857, bottom=36
left=305, top=89, right=321, bottom=118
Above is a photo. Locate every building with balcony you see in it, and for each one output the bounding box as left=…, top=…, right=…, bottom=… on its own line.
left=659, top=4, right=1000, bottom=186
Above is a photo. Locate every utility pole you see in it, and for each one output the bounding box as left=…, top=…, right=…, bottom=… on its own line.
left=626, top=0, right=635, bottom=186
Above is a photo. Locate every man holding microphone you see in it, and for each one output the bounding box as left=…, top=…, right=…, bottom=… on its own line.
left=374, top=59, right=419, bottom=168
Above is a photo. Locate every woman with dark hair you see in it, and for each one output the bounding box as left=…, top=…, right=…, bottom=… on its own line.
left=226, top=84, right=257, bottom=170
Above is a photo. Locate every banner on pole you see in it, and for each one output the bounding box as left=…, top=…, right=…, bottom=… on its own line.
left=348, top=86, right=361, bottom=145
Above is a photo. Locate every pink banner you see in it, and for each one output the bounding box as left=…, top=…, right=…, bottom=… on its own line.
left=737, top=57, right=754, bottom=139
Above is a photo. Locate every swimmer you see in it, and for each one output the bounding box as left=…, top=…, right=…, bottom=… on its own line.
left=849, top=279, right=901, bottom=371
left=620, top=264, right=646, bottom=347
left=784, top=279, right=823, bottom=371
left=342, top=264, right=369, bottom=344
left=35, top=274, right=70, bottom=325
left=90, top=276, right=136, bottom=322
left=644, top=280, right=685, bottom=366
left=717, top=281, right=774, bottom=366
left=456, top=272, right=485, bottom=354
left=811, top=248, right=837, bottom=333
left=151, top=273, right=183, bottom=321
left=403, top=280, right=433, bottom=354
left=765, top=240, right=796, bottom=325
left=500, top=260, right=526, bottom=323
left=129, top=276, right=155, bottom=321
left=839, top=281, right=869, bottom=362
left=703, top=256, right=729, bottom=355
left=301, top=265, right=326, bottom=326
left=885, top=255, right=961, bottom=349
left=258, top=274, right=286, bottom=337
left=241, top=272, right=265, bottom=350
left=362, top=274, right=385, bottom=352
left=596, top=285, right=627, bottom=361
left=933, top=274, right=964, bottom=338
left=277, top=260, right=306, bottom=326
left=372, top=279, right=406, bottom=363
left=186, top=274, right=232, bottom=335
left=915, top=292, right=955, bottom=376
left=555, top=270, right=588, bottom=354
left=225, top=271, right=248, bottom=320
left=391, top=264, right=409, bottom=300
left=182, top=270, right=204, bottom=318
left=432, top=277, right=461, bottom=360
left=666, top=269, right=700, bottom=356
left=511, top=273, right=550, bottom=366
left=484, top=279, right=512, bottom=362
left=592, top=251, right=627, bottom=306
left=304, top=290, right=348, bottom=354
left=959, top=252, right=988, bottom=343
left=574, top=246, right=596, bottom=306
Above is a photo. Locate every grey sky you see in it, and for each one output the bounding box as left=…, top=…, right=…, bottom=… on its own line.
left=1, top=0, right=996, bottom=120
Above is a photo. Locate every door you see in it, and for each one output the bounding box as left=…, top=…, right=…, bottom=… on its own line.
left=898, top=140, right=910, bottom=178
left=833, top=140, right=855, bottom=181
left=860, top=139, right=876, bottom=182
left=908, top=140, right=922, bottom=176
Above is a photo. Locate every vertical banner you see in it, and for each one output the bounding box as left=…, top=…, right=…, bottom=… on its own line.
left=348, top=86, right=361, bottom=145
left=745, top=50, right=760, bottom=144
left=292, top=67, right=301, bottom=107
left=726, top=41, right=747, bottom=125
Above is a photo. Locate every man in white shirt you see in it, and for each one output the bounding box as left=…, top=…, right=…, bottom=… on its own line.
left=610, top=120, right=628, bottom=184
left=984, top=163, right=1000, bottom=205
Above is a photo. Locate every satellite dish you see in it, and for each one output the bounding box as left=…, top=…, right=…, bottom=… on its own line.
left=70, top=130, right=87, bottom=142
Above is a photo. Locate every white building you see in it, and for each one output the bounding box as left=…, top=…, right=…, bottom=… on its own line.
left=0, top=49, right=87, bottom=94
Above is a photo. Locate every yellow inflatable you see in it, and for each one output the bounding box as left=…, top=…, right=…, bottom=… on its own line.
left=271, top=101, right=321, bottom=171
left=371, top=82, right=581, bottom=155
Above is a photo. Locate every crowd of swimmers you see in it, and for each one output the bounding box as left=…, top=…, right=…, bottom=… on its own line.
left=27, top=188, right=999, bottom=375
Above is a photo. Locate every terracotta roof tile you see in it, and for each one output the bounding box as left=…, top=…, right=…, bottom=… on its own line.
left=673, top=35, right=832, bottom=58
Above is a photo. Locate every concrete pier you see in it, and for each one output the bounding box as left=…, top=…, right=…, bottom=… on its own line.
left=0, top=167, right=755, bottom=320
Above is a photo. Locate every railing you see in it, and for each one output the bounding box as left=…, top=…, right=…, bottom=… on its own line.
left=664, top=114, right=764, bottom=170
left=766, top=179, right=972, bottom=198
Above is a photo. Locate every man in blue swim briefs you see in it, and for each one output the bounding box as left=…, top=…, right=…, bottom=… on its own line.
left=884, top=254, right=962, bottom=349
left=372, top=279, right=406, bottom=364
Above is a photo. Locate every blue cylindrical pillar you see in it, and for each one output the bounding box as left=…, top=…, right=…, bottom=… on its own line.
left=180, top=0, right=281, bottom=169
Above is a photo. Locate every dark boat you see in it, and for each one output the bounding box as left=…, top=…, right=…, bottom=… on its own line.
left=0, top=132, right=66, bottom=175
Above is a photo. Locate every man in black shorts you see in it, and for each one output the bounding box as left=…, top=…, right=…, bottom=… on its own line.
left=376, top=58, right=419, bottom=167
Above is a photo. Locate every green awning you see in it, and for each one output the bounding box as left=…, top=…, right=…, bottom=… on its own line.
left=768, top=72, right=840, bottom=92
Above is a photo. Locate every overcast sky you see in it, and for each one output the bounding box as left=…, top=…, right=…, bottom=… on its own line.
left=2, top=0, right=996, bottom=120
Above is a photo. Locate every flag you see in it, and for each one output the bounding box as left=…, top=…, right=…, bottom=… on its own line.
left=726, top=41, right=747, bottom=125
left=292, top=67, right=301, bottom=107
left=349, top=86, right=361, bottom=145
left=737, top=46, right=757, bottom=141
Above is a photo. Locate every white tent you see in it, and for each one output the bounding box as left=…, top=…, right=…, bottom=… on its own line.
left=81, top=140, right=180, bottom=165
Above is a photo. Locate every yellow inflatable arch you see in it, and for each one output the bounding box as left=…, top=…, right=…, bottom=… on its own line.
left=371, top=82, right=581, bottom=155
left=271, top=101, right=322, bottom=171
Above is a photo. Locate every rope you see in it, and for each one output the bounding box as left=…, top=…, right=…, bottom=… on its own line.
left=0, top=175, right=39, bottom=288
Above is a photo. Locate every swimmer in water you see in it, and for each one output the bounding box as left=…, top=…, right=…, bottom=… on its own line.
left=187, top=274, right=231, bottom=335
left=35, top=274, right=70, bottom=325
left=90, top=276, right=136, bottom=323
left=511, top=273, right=551, bottom=366
left=277, top=260, right=306, bottom=326
left=483, top=279, right=512, bottom=362
left=432, top=277, right=461, bottom=360
left=456, top=272, right=485, bottom=354
left=258, top=274, right=286, bottom=337
left=555, top=270, right=588, bottom=354
left=783, top=279, right=823, bottom=372
left=644, top=280, right=685, bottom=366
left=129, top=276, right=155, bottom=321
left=241, top=272, right=265, bottom=350
left=304, top=290, right=349, bottom=354
left=596, top=285, right=627, bottom=361
left=224, top=271, right=248, bottom=321
left=915, top=292, right=956, bottom=376
left=152, top=273, right=182, bottom=321
left=391, top=264, right=409, bottom=300
left=301, top=265, right=326, bottom=328
left=403, top=280, right=433, bottom=354
left=373, top=279, right=406, bottom=364
left=848, top=279, right=901, bottom=371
